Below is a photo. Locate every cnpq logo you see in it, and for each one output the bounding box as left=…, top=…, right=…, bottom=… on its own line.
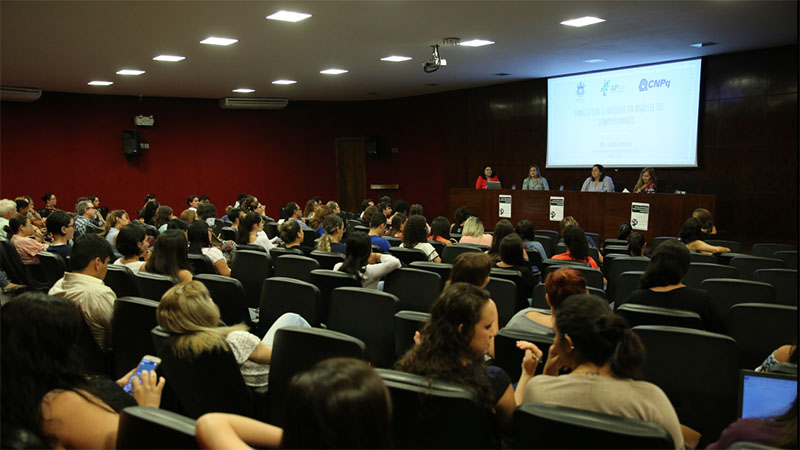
left=639, top=78, right=671, bottom=91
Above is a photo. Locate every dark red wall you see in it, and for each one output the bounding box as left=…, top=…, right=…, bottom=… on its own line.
left=2, top=45, right=796, bottom=244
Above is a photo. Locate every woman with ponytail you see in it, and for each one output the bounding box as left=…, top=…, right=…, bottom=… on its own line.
left=236, top=212, right=273, bottom=252
left=316, top=214, right=346, bottom=254
left=519, top=294, right=685, bottom=449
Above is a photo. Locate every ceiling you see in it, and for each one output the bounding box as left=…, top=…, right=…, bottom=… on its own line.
left=1, top=1, right=796, bottom=102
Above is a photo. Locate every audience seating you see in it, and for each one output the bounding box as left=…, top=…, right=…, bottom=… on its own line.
left=534, top=229, right=560, bottom=244
left=0, top=238, right=48, bottom=291
left=605, top=256, right=650, bottom=299
left=554, top=242, right=567, bottom=255
left=194, top=274, right=251, bottom=326
left=104, top=264, right=141, bottom=298
left=486, top=277, right=518, bottom=328
left=264, top=222, right=279, bottom=239
left=257, top=277, right=321, bottom=335
left=540, top=258, right=589, bottom=273
left=441, top=244, right=482, bottom=264
left=151, top=326, right=258, bottom=419
left=235, top=243, right=267, bottom=253
left=272, top=254, right=319, bottom=282
left=634, top=325, right=738, bottom=448
left=268, top=326, right=367, bottom=425
left=701, top=278, right=776, bottom=331
left=688, top=251, right=718, bottom=264
left=384, top=268, right=441, bottom=313
left=510, top=402, right=674, bottom=449
left=707, top=239, right=742, bottom=253
left=532, top=234, right=553, bottom=257
left=613, top=271, right=645, bottom=308
left=268, top=247, right=304, bottom=265
left=682, top=262, right=739, bottom=288
left=116, top=406, right=198, bottom=449
left=230, top=249, right=272, bottom=309
left=587, top=286, right=608, bottom=301
left=36, top=251, right=66, bottom=289
left=409, top=261, right=452, bottom=291
left=220, top=226, right=237, bottom=241
left=715, top=252, right=748, bottom=266
left=308, top=250, right=344, bottom=270
left=753, top=268, right=797, bottom=306
left=385, top=236, right=402, bottom=247
left=388, top=247, right=428, bottom=266
left=77, top=314, right=111, bottom=376
left=531, top=283, right=548, bottom=309
left=187, top=254, right=216, bottom=275
left=353, top=225, right=371, bottom=233
left=729, top=255, right=785, bottom=280
left=112, top=297, right=159, bottom=378
left=394, top=310, right=429, bottom=359
left=545, top=264, right=603, bottom=290
left=495, top=325, right=554, bottom=380
left=616, top=303, right=703, bottom=330
left=133, top=271, right=177, bottom=302
left=603, top=238, right=628, bottom=248
left=603, top=245, right=629, bottom=256
left=650, top=237, right=679, bottom=253
left=376, top=369, right=496, bottom=449
left=328, top=287, right=399, bottom=368
left=142, top=224, right=159, bottom=238
left=428, top=240, right=445, bottom=259
left=585, top=231, right=600, bottom=247
left=727, top=303, right=798, bottom=369
left=308, top=269, right=361, bottom=325
left=301, top=229, right=320, bottom=249
left=773, top=250, right=797, bottom=269
left=752, top=243, right=796, bottom=258
left=587, top=246, right=600, bottom=264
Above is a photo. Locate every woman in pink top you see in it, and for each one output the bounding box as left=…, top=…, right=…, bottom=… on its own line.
left=6, top=214, right=46, bottom=263
left=458, top=217, right=493, bottom=246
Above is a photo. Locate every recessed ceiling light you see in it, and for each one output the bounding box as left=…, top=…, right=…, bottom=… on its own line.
left=381, top=56, right=412, bottom=62
left=267, top=10, right=312, bottom=22
left=232, top=88, right=255, bottom=93
left=200, top=37, right=238, bottom=46
left=153, top=55, right=186, bottom=62
left=320, top=68, right=348, bottom=75
left=116, top=69, right=145, bottom=75
left=272, top=79, right=297, bottom=85
left=460, top=39, right=495, bottom=47
left=584, top=59, right=606, bottom=63
left=690, top=42, right=718, bottom=48
left=560, top=16, right=605, bottom=27
left=88, top=81, right=113, bottom=86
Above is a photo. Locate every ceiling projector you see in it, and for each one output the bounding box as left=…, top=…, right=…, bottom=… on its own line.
left=423, top=45, right=446, bottom=73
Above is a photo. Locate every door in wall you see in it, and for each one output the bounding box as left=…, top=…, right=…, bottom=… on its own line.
left=336, top=137, right=366, bottom=214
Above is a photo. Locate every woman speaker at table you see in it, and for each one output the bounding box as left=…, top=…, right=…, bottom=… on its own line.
left=475, top=165, right=501, bottom=189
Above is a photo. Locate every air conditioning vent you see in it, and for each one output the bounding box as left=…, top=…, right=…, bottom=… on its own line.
left=1, top=86, right=42, bottom=102
left=219, top=97, right=288, bottom=110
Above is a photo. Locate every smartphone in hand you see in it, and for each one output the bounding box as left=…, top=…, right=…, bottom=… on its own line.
left=123, top=355, right=161, bottom=394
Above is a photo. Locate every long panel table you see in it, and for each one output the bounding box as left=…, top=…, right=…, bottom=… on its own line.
left=448, top=189, right=716, bottom=244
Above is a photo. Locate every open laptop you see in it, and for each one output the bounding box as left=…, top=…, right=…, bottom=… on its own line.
left=738, top=369, right=797, bottom=419
left=485, top=181, right=502, bottom=190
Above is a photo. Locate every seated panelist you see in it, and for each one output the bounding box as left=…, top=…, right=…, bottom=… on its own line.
left=475, top=165, right=501, bottom=189
left=580, top=164, right=614, bottom=192
left=522, top=164, right=549, bottom=190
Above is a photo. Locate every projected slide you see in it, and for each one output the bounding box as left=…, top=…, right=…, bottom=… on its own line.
left=547, top=59, right=701, bottom=168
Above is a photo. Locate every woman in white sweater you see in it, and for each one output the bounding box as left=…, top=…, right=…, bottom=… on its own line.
left=334, top=231, right=400, bottom=289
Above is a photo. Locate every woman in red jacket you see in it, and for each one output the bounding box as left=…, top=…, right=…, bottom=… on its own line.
left=475, top=165, right=500, bottom=189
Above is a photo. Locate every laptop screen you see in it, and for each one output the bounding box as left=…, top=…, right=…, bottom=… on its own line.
left=739, top=370, right=797, bottom=419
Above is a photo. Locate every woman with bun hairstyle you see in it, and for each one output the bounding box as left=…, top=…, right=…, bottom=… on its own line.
left=236, top=212, right=274, bottom=252
left=520, top=294, right=684, bottom=449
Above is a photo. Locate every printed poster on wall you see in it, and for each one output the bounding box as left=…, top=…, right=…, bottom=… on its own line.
left=549, top=197, right=565, bottom=222
left=499, top=195, right=512, bottom=218
left=631, top=202, right=650, bottom=231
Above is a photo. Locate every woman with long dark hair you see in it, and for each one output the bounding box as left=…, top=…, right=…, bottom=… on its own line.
left=475, top=164, right=501, bottom=189
left=334, top=231, right=400, bottom=289
left=402, top=215, right=440, bottom=262
left=428, top=216, right=453, bottom=245
left=154, top=205, right=174, bottom=233
left=1, top=293, right=165, bottom=448
left=143, top=229, right=193, bottom=283
left=680, top=217, right=730, bottom=255
left=6, top=214, right=46, bottom=262
left=486, top=219, right=515, bottom=262
left=236, top=212, right=273, bottom=252
left=633, top=167, right=658, bottom=193
left=581, top=164, right=614, bottom=192
left=114, top=223, right=149, bottom=270
left=188, top=221, right=231, bottom=276
left=521, top=294, right=684, bottom=449
left=553, top=225, right=600, bottom=269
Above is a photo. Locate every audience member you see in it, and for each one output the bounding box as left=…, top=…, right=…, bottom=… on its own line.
left=459, top=216, right=493, bottom=246
left=617, top=222, right=633, bottom=240
left=335, top=231, right=400, bottom=289
left=360, top=198, right=375, bottom=220
left=553, top=225, right=600, bottom=269
left=368, top=212, right=392, bottom=253
left=139, top=200, right=159, bottom=225
left=7, top=215, right=46, bottom=262
left=493, top=233, right=538, bottom=293
left=395, top=283, right=536, bottom=434
left=196, top=202, right=218, bottom=225
left=560, top=216, right=600, bottom=256
left=156, top=281, right=309, bottom=387
left=38, top=193, right=58, bottom=218
left=179, top=208, right=197, bottom=224
left=624, top=239, right=723, bottom=333
left=87, top=195, right=105, bottom=226
left=195, top=358, right=391, bottom=449
left=402, top=215, right=441, bottom=262
left=143, top=229, right=193, bottom=283
left=236, top=212, right=273, bottom=252
left=278, top=220, right=313, bottom=256
left=48, top=234, right=116, bottom=348
left=581, top=164, right=614, bottom=192
left=101, top=210, right=129, bottom=256
left=316, top=214, right=346, bottom=254
left=756, top=344, right=797, bottom=373
left=18, top=196, right=47, bottom=231
left=445, top=252, right=491, bottom=289
left=44, top=210, right=74, bottom=260
left=506, top=267, right=587, bottom=335
left=154, top=205, right=174, bottom=233
left=302, top=199, right=319, bottom=220
left=114, top=223, right=149, bottom=270
left=627, top=231, right=647, bottom=256
left=633, top=167, right=658, bottom=193
left=520, top=294, right=684, bottom=449
left=361, top=205, right=379, bottom=227
left=409, top=203, right=423, bottom=217
left=0, top=198, right=16, bottom=239
left=515, top=219, right=547, bottom=267
left=450, top=206, right=473, bottom=234
left=187, top=195, right=200, bottom=211
left=428, top=216, right=453, bottom=245
left=326, top=200, right=341, bottom=214
left=522, top=164, right=549, bottom=190
left=1, top=292, right=164, bottom=449
left=692, top=208, right=718, bottom=237
left=393, top=199, right=410, bottom=217
left=708, top=397, right=797, bottom=449
left=487, top=219, right=515, bottom=261
left=188, top=221, right=231, bottom=276
left=227, top=207, right=243, bottom=230
left=309, top=205, right=333, bottom=234
left=680, top=217, right=730, bottom=254
left=285, top=201, right=312, bottom=230
left=388, top=213, right=407, bottom=237
left=73, top=200, right=98, bottom=236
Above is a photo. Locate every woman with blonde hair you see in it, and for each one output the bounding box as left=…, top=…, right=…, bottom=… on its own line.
left=316, top=214, right=346, bottom=254
left=179, top=209, right=197, bottom=224
left=633, top=168, right=658, bottom=194
left=458, top=217, right=493, bottom=246
left=157, top=281, right=308, bottom=387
